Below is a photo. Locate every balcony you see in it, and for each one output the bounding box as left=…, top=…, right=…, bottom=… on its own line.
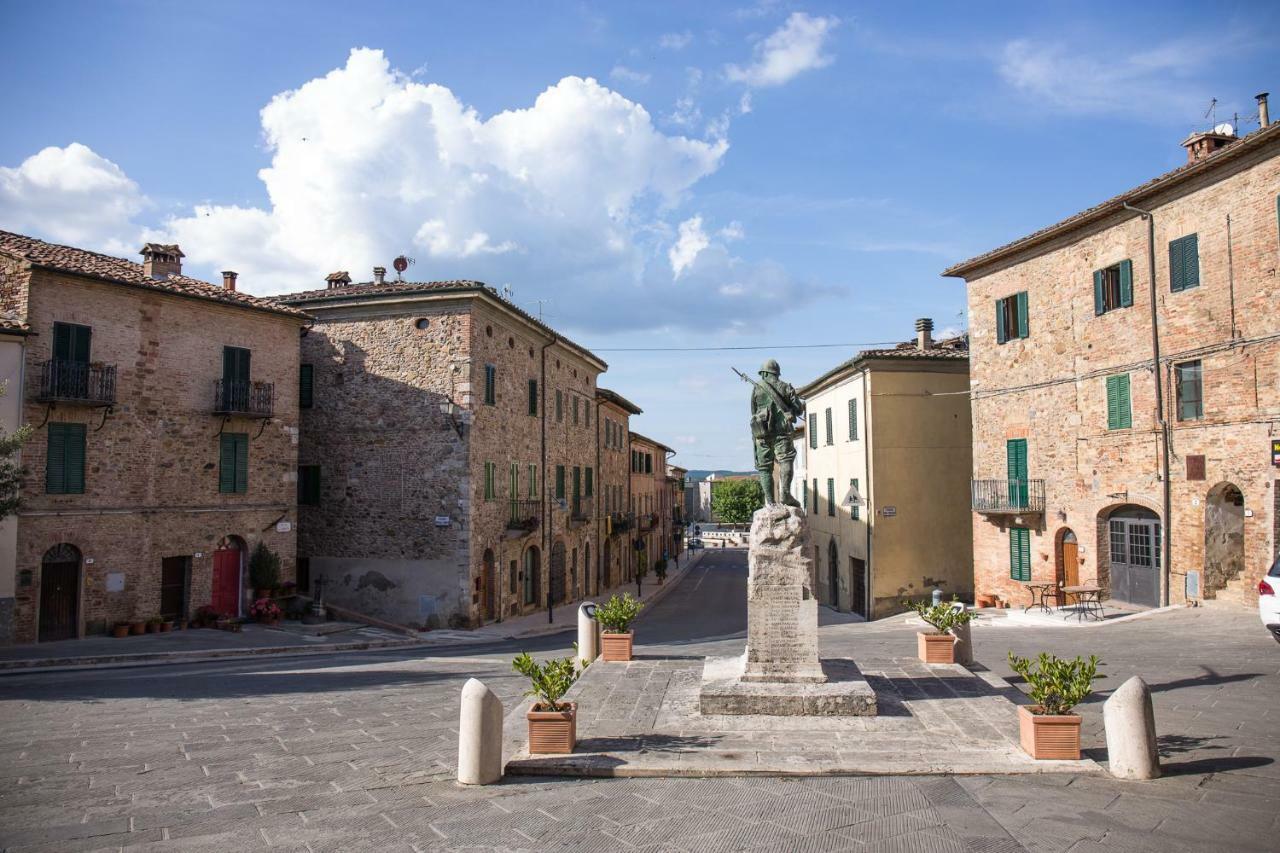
left=638, top=512, right=656, bottom=531
left=36, top=360, right=116, bottom=407
left=971, top=479, right=1046, bottom=515
left=608, top=512, right=633, bottom=535
left=214, top=379, right=274, bottom=418
left=571, top=496, right=593, bottom=525
left=507, top=499, right=542, bottom=534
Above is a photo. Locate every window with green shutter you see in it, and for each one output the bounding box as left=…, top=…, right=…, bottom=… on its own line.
left=808, top=413, right=817, bottom=449
left=555, top=390, right=563, bottom=422
left=53, top=322, right=91, bottom=363
left=850, top=478, right=860, bottom=520
left=1009, top=527, right=1031, bottom=581
left=995, top=292, right=1029, bottom=343
left=484, top=364, right=496, bottom=405
left=1093, top=260, right=1133, bottom=314
left=848, top=399, right=858, bottom=441
left=299, top=364, right=314, bottom=408
left=585, top=467, right=594, bottom=497
left=812, top=478, right=819, bottom=514
left=218, top=432, right=249, bottom=494
left=484, top=462, right=496, bottom=500
left=510, top=463, right=519, bottom=502
left=573, top=396, right=579, bottom=425
left=824, top=408, right=833, bottom=445
left=803, top=479, right=809, bottom=510
left=1175, top=360, right=1203, bottom=421
left=1106, top=374, right=1132, bottom=430
left=527, top=379, right=538, bottom=416
left=46, top=422, right=86, bottom=494
left=298, top=465, right=321, bottom=506
left=572, top=466, right=581, bottom=499
left=1168, top=234, right=1200, bottom=292
left=528, top=464, right=537, bottom=498
left=827, top=478, right=835, bottom=516
left=555, top=465, right=565, bottom=499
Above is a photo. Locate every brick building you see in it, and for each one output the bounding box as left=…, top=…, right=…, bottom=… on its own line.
left=0, top=231, right=305, bottom=644
left=276, top=273, right=607, bottom=628
left=628, top=432, right=671, bottom=579
left=668, top=464, right=688, bottom=564
left=596, top=387, right=642, bottom=589
left=944, top=104, right=1280, bottom=611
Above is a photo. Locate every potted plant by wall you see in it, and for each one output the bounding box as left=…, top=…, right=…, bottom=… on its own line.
left=192, top=605, right=217, bottom=628
left=596, top=592, right=644, bottom=662
left=250, top=598, right=283, bottom=627
left=1008, top=651, right=1100, bottom=760
left=111, top=621, right=130, bottom=638
left=513, top=652, right=579, bottom=754
left=129, top=616, right=147, bottom=635
left=654, top=557, right=668, bottom=585
left=908, top=598, right=978, bottom=664
left=145, top=616, right=162, bottom=634
left=248, top=541, right=281, bottom=599
left=159, top=618, right=174, bottom=633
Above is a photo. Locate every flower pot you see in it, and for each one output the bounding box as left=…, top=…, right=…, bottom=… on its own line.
left=601, top=630, right=634, bottom=662
left=160, top=621, right=173, bottom=632
left=917, top=631, right=955, bottom=664
left=129, top=621, right=146, bottom=635
left=111, top=624, right=130, bottom=638
left=976, top=594, right=995, bottom=608
left=255, top=588, right=273, bottom=599
left=146, top=622, right=160, bottom=634
left=527, top=702, right=576, bottom=754
left=1018, top=705, right=1082, bottom=760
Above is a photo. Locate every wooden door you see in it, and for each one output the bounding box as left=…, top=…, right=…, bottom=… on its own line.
left=160, top=556, right=189, bottom=620
left=38, top=560, right=78, bottom=642
left=212, top=549, right=240, bottom=616
left=481, top=550, right=496, bottom=621
left=1060, top=535, right=1079, bottom=604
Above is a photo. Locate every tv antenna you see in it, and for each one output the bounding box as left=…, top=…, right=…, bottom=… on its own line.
left=527, top=299, right=553, bottom=321
left=501, top=284, right=514, bottom=301
left=393, top=255, right=415, bottom=282
left=1203, top=97, right=1218, bottom=126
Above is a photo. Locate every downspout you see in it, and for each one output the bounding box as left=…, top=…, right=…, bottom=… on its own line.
left=1123, top=202, right=1172, bottom=607
left=594, top=396, right=603, bottom=596
left=541, top=337, right=556, bottom=622
left=861, top=367, right=872, bottom=620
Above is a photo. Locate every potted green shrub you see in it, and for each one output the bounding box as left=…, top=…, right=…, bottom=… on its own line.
left=129, top=616, right=147, bottom=635
left=908, top=598, right=978, bottom=664
left=192, top=605, right=217, bottom=628
left=596, top=592, right=643, bottom=661
left=654, top=557, right=668, bottom=585
left=513, top=652, right=579, bottom=754
left=1008, top=651, right=1100, bottom=760
left=159, top=618, right=174, bottom=632
left=248, top=541, right=281, bottom=598
left=111, top=621, right=130, bottom=638
left=250, top=597, right=283, bottom=626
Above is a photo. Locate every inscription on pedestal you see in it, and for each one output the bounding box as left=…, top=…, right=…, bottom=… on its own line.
left=741, top=505, right=825, bottom=683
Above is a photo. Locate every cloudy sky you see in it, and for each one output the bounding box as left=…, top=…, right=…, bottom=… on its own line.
left=2, top=1, right=1274, bottom=470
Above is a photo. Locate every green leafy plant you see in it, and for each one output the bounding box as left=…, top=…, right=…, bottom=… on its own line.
left=512, top=652, right=579, bottom=712
left=1008, top=651, right=1101, bottom=716
left=711, top=478, right=764, bottom=524
left=654, top=557, right=668, bottom=580
left=0, top=381, right=31, bottom=521
left=248, top=541, right=281, bottom=590
left=595, top=592, right=643, bottom=634
left=907, top=598, right=978, bottom=635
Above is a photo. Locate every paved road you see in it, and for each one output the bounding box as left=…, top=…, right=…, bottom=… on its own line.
left=0, top=548, right=1277, bottom=852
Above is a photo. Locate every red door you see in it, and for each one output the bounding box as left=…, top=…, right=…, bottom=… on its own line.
left=212, top=550, right=240, bottom=616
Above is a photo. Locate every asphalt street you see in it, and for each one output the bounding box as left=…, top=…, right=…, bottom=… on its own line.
left=0, top=548, right=1277, bottom=852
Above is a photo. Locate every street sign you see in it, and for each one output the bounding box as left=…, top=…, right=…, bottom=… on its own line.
left=1272, top=439, right=1280, bottom=467
left=882, top=506, right=896, bottom=517
left=434, top=515, right=451, bottom=527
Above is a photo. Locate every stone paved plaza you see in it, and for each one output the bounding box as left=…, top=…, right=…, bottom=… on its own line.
left=0, top=551, right=1277, bottom=851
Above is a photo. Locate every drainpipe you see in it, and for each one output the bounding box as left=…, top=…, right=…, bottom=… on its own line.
left=861, top=367, right=872, bottom=619
left=541, top=337, right=556, bottom=622
left=594, top=396, right=603, bottom=596
left=1123, top=201, right=1172, bottom=607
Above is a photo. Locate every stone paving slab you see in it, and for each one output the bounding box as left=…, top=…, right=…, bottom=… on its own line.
left=504, top=655, right=1100, bottom=777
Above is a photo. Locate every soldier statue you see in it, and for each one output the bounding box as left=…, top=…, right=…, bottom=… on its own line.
left=735, top=359, right=804, bottom=507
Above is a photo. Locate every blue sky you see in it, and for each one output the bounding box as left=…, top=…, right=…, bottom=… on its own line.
left=2, top=0, right=1276, bottom=470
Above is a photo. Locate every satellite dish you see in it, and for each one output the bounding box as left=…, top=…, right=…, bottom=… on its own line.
left=1213, top=122, right=1236, bottom=136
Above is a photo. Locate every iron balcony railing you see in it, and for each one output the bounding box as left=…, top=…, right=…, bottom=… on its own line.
left=36, top=360, right=116, bottom=406
left=638, top=512, right=656, bottom=531
left=971, top=479, right=1046, bottom=514
left=571, top=496, right=593, bottom=522
left=609, top=512, right=633, bottom=534
left=214, top=379, right=274, bottom=418
left=507, top=499, right=542, bottom=532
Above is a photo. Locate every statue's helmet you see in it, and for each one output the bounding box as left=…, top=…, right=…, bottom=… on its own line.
left=759, top=358, right=780, bottom=376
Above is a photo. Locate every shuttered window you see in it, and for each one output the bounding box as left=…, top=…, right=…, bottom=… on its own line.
left=850, top=478, right=860, bottom=520
left=803, top=479, right=809, bottom=510
left=585, top=466, right=594, bottom=497
left=573, top=396, right=580, bottom=425
left=299, top=364, right=314, bottom=409
left=1175, top=360, right=1203, bottom=421
left=812, top=478, right=819, bottom=514
left=827, top=478, right=835, bottom=517
left=1169, top=234, right=1200, bottom=292
left=46, top=422, right=86, bottom=494
left=555, top=465, right=566, bottom=499
left=1106, top=374, right=1132, bottom=430
left=527, top=379, right=538, bottom=416
left=995, top=292, right=1029, bottom=343
left=848, top=399, right=858, bottom=441
left=824, top=408, right=833, bottom=446
left=298, top=465, right=321, bottom=506
left=528, top=464, right=537, bottom=498
left=510, top=463, right=519, bottom=501
left=53, top=322, right=91, bottom=363
left=556, top=390, right=563, bottom=422
left=808, top=413, right=818, bottom=449
left=484, top=364, right=496, bottom=405
left=218, top=433, right=249, bottom=494
left=484, top=462, right=496, bottom=500
left=1009, top=527, right=1031, bottom=581
left=572, top=466, right=581, bottom=499
left=1093, top=260, right=1133, bottom=314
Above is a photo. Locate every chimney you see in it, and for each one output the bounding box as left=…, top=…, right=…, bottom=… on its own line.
left=373, top=266, right=386, bottom=285
left=915, top=317, right=934, bottom=351
left=325, top=271, right=352, bottom=290
left=139, top=243, right=184, bottom=280
left=221, top=271, right=238, bottom=292
left=1181, top=129, right=1235, bottom=163
left=1258, top=92, right=1270, bottom=129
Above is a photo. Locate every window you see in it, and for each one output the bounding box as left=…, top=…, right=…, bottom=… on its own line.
left=584, top=404, right=590, bottom=427
left=1093, top=260, right=1133, bottom=315
left=556, top=390, right=563, bottom=422
left=1169, top=234, right=1200, bottom=292
left=808, top=413, right=817, bottom=449
left=824, top=408, right=833, bottom=446
left=585, top=467, right=594, bottom=497
left=46, top=422, right=86, bottom=494
left=1009, top=527, right=1031, bottom=581
left=53, top=321, right=91, bottom=363
left=848, top=399, right=858, bottom=441
left=572, top=466, right=581, bottom=499
left=995, top=292, right=1029, bottom=343
left=1175, top=360, right=1203, bottom=421
left=645, top=453, right=653, bottom=474
left=527, top=379, right=538, bottom=416
left=298, top=465, right=321, bottom=506
left=850, top=478, right=860, bottom=520
left=510, top=463, right=519, bottom=501
left=812, top=478, right=819, bottom=514
left=221, top=346, right=251, bottom=411
left=803, top=479, right=809, bottom=511
left=573, top=396, right=579, bottom=425
left=219, top=432, right=249, bottom=494
left=483, top=364, right=496, bottom=405
left=555, top=465, right=566, bottom=500
left=1106, top=374, right=1132, bottom=430
left=528, top=464, right=537, bottom=498
left=484, top=462, right=496, bottom=500
left=827, top=478, right=835, bottom=517
left=299, top=364, right=314, bottom=409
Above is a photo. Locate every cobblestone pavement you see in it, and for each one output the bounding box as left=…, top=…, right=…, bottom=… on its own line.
left=0, top=550, right=1277, bottom=852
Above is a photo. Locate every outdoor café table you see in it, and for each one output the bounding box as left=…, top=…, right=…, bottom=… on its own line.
left=1020, top=580, right=1056, bottom=614
left=1061, top=585, right=1104, bottom=622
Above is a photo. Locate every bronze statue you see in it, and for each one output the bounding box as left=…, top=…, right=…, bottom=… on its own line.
left=734, top=359, right=804, bottom=507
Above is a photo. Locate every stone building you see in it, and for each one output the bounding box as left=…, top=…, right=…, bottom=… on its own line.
left=0, top=313, right=30, bottom=640
left=944, top=102, right=1280, bottom=611
left=596, top=387, right=641, bottom=589
left=275, top=273, right=606, bottom=628
left=0, top=231, right=306, bottom=644
left=628, top=432, right=671, bottom=578
left=796, top=320, right=973, bottom=618
left=668, top=464, right=688, bottom=564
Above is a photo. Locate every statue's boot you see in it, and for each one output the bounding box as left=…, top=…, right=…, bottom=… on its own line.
left=778, top=459, right=801, bottom=507
left=757, top=469, right=776, bottom=505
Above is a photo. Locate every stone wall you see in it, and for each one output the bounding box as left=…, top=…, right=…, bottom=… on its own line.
left=598, top=399, right=632, bottom=589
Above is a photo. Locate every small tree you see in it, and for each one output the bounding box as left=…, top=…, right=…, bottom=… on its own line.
left=595, top=592, right=643, bottom=634
left=512, top=652, right=578, bottom=711
left=248, top=541, right=281, bottom=591
left=0, top=382, right=31, bottom=521
left=1008, top=652, right=1101, bottom=716
left=712, top=479, right=764, bottom=525
left=907, top=598, right=979, bottom=635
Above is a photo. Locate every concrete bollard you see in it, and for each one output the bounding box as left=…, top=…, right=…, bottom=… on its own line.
left=577, top=602, right=599, bottom=665
left=457, top=678, right=503, bottom=785
left=1104, top=676, right=1160, bottom=780
left=950, top=602, right=973, bottom=665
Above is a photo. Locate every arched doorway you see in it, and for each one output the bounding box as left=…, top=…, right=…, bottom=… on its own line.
left=549, top=540, right=567, bottom=605
left=39, top=544, right=81, bottom=642
left=827, top=538, right=839, bottom=609
left=523, top=546, right=541, bottom=606
left=481, top=548, right=496, bottom=621
left=603, top=539, right=612, bottom=589
left=212, top=536, right=244, bottom=616
left=1055, top=528, right=1079, bottom=603
left=1204, top=483, right=1245, bottom=597
left=1103, top=506, right=1160, bottom=607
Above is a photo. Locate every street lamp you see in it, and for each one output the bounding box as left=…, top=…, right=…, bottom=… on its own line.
left=439, top=398, right=464, bottom=437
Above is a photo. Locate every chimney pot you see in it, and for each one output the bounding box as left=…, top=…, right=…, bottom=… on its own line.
left=325, top=271, right=352, bottom=289
left=1258, top=92, right=1270, bottom=129
left=139, top=243, right=184, bottom=280
left=915, top=317, right=934, bottom=351
left=221, top=271, right=238, bottom=292
left=373, top=266, right=386, bottom=285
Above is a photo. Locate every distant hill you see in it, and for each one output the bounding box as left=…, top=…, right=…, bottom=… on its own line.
left=683, top=469, right=755, bottom=482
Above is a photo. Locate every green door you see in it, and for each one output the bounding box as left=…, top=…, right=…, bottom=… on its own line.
left=1006, top=439, right=1028, bottom=508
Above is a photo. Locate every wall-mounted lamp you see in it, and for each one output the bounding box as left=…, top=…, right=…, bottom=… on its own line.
left=439, top=398, right=464, bottom=437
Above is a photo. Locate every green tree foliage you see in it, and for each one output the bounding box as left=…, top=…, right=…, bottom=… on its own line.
left=248, top=541, right=281, bottom=590
left=512, top=652, right=579, bottom=711
left=595, top=592, right=643, bottom=633
left=907, top=598, right=979, bottom=635
left=0, top=382, right=31, bottom=521
left=1008, top=651, right=1101, bottom=716
left=712, top=478, right=764, bottom=524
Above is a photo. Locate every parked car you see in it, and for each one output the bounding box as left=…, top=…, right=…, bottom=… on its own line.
left=687, top=538, right=703, bottom=550
left=1259, top=557, right=1280, bottom=643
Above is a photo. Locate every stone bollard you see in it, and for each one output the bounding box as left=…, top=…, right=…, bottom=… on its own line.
left=577, top=602, right=599, bottom=665
left=1104, top=676, right=1160, bottom=780
left=950, top=602, right=973, bottom=666
left=457, top=678, right=503, bottom=785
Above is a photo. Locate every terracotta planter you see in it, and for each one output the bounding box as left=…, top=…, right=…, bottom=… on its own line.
left=129, top=621, right=146, bottom=635
left=255, top=588, right=273, bottom=600
left=601, top=630, right=634, bottom=662
left=1018, top=705, right=1082, bottom=760
left=159, top=622, right=173, bottom=633
left=527, top=702, right=576, bottom=754
left=146, top=622, right=160, bottom=634
left=917, top=631, right=955, bottom=664
left=976, top=594, right=995, bottom=608
left=111, top=624, right=130, bottom=638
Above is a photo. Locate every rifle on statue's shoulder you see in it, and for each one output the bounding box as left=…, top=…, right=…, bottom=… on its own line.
left=732, top=366, right=798, bottom=423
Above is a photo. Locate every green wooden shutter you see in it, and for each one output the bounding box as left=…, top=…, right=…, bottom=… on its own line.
left=53, top=323, right=72, bottom=361
left=555, top=465, right=565, bottom=499
left=484, top=365, right=496, bottom=405
left=803, top=480, right=809, bottom=510
left=1015, top=291, right=1029, bottom=338
left=64, top=424, right=85, bottom=493
left=46, top=423, right=86, bottom=494
left=1006, top=438, right=1027, bottom=507
left=1169, top=238, right=1185, bottom=292
left=824, top=408, right=833, bottom=445
left=299, top=364, right=314, bottom=408
left=1009, top=528, right=1030, bottom=581
left=53, top=323, right=91, bottom=363
left=848, top=399, right=857, bottom=440
left=585, top=467, right=594, bottom=497
left=812, top=478, right=819, bottom=513
left=1119, top=260, right=1133, bottom=307
left=1107, top=375, right=1131, bottom=429
left=572, top=466, right=581, bottom=499
left=1093, top=270, right=1105, bottom=315
left=223, top=347, right=250, bottom=384
left=235, top=434, right=249, bottom=494
left=1182, top=234, right=1199, bottom=290
left=827, top=478, right=835, bottom=516
left=995, top=298, right=1008, bottom=343
left=1117, top=374, right=1131, bottom=428
left=528, top=464, right=537, bottom=498
left=528, top=379, right=538, bottom=415
left=808, top=413, right=817, bottom=448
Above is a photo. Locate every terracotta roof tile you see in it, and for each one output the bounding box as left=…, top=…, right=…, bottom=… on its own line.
left=0, top=230, right=308, bottom=319
left=798, top=335, right=968, bottom=395
left=0, top=310, right=30, bottom=335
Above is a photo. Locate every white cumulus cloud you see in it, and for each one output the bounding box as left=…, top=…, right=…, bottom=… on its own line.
left=725, top=12, right=840, bottom=87
left=659, top=31, right=693, bottom=50
left=669, top=216, right=710, bottom=278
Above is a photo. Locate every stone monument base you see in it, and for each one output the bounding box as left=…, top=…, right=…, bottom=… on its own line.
left=699, top=654, right=878, bottom=716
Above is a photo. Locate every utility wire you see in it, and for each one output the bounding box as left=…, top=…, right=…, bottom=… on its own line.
left=587, top=341, right=901, bottom=352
